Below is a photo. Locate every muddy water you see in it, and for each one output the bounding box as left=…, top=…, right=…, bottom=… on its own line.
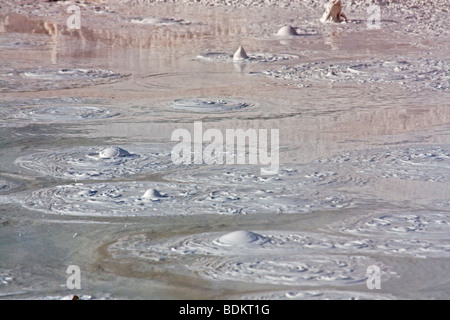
left=0, top=2, right=449, bottom=299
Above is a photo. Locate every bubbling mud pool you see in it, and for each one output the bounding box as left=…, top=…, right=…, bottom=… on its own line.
left=0, top=0, right=449, bottom=300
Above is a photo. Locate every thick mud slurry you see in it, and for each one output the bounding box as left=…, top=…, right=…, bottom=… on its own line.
left=0, top=0, right=449, bottom=300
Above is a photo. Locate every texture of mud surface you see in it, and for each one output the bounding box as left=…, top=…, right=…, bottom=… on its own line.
left=0, top=0, right=449, bottom=300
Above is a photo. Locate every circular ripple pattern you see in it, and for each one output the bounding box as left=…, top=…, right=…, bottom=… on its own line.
left=165, top=165, right=360, bottom=210
left=0, top=104, right=119, bottom=127
left=316, top=145, right=450, bottom=183
left=259, top=58, right=450, bottom=91
left=108, top=227, right=448, bottom=261
left=165, top=164, right=370, bottom=189
left=193, top=255, right=373, bottom=286
left=15, top=145, right=174, bottom=180
left=107, top=230, right=389, bottom=287
left=167, top=98, right=250, bottom=113
left=332, top=211, right=450, bottom=239
left=328, top=210, right=450, bottom=258
left=20, top=178, right=354, bottom=216
left=162, top=144, right=449, bottom=211
left=22, top=182, right=200, bottom=217
left=240, top=289, right=396, bottom=300
left=0, top=68, right=128, bottom=92
left=108, top=230, right=375, bottom=260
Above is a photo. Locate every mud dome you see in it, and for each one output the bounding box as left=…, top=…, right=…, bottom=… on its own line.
left=166, top=98, right=250, bottom=113
left=1, top=105, right=118, bottom=124
left=0, top=68, right=128, bottom=92
left=107, top=230, right=376, bottom=258
left=313, top=145, right=450, bottom=183
left=15, top=145, right=174, bottom=180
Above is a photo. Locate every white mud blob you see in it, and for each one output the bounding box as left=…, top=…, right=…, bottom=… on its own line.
left=142, top=188, right=164, bottom=200
left=15, top=145, right=174, bottom=180
left=276, top=26, right=298, bottom=36
left=257, top=58, right=450, bottom=91
left=215, top=231, right=268, bottom=246
left=0, top=99, right=119, bottom=127
left=98, top=147, right=131, bottom=159
left=0, top=68, right=128, bottom=92
left=233, top=46, right=249, bottom=61
left=167, top=98, right=250, bottom=113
